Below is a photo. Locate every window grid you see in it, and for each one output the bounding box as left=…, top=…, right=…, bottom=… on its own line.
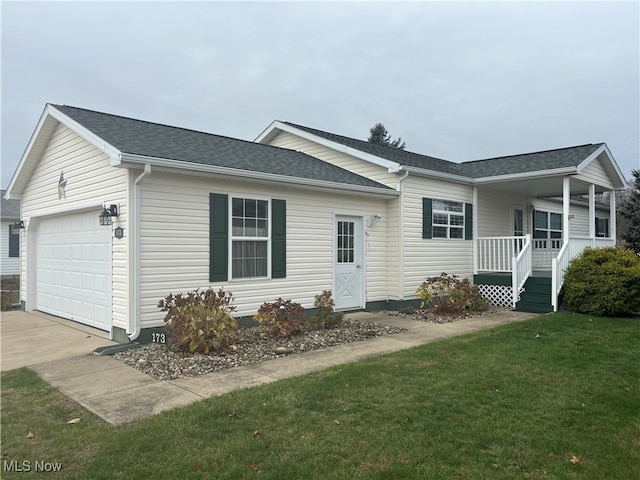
left=231, top=198, right=269, bottom=279
left=432, top=199, right=464, bottom=239
left=534, top=211, right=562, bottom=248
left=337, top=221, right=355, bottom=263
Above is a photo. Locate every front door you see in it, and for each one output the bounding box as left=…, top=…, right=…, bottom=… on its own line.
left=334, top=216, right=364, bottom=310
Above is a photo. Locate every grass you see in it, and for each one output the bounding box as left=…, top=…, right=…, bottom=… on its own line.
left=2, top=312, right=639, bottom=479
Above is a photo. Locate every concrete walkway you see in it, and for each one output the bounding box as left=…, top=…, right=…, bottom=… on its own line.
left=4, top=309, right=538, bottom=425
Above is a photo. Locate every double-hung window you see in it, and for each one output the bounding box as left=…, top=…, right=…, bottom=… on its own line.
left=595, top=217, right=610, bottom=238
left=534, top=210, right=562, bottom=248
left=432, top=199, right=465, bottom=239
left=231, top=198, right=269, bottom=279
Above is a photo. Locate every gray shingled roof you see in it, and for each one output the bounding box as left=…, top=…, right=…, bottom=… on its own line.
left=459, top=144, right=603, bottom=178
left=284, top=122, right=464, bottom=175
left=283, top=122, right=602, bottom=179
left=1, top=190, right=20, bottom=219
left=52, top=105, right=394, bottom=191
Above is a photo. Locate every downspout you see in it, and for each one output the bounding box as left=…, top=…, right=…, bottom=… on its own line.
left=396, top=170, right=409, bottom=301
left=129, top=164, right=151, bottom=341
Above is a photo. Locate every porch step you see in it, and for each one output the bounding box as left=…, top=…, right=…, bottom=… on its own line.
left=516, top=277, right=553, bottom=313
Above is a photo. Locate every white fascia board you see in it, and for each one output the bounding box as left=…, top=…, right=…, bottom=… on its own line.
left=47, top=106, right=122, bottom=163
left=576, top=143, right=627, bottom=189
left=256, top=121, right=402, bottom=173
left=5, top=105, right=122, bottom=199
left=119, top=154, right=400, bottom=198
left=5, top=105, right=54, bottom=199
left=399, top=165, right=472, bottom=184
left=471, top=166, right=577, bottom=184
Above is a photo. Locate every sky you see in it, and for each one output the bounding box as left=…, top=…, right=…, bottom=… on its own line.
left=1, top=0, right=639, bottom=190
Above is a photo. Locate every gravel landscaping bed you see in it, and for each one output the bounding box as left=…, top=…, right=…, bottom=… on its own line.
left=114, top=319, right=406, bottom=381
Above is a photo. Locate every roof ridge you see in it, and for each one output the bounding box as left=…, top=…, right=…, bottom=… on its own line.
left=283, top=121, right=454, bottom=164
left=462, top=143, right=601, bottom=165
left=52, top=104, right=295, bottom=154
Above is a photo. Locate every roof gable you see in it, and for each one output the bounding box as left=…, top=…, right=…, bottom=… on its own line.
left=257, top=121, right=626, bottom=188
left=7, top=105, right=396, bottom=197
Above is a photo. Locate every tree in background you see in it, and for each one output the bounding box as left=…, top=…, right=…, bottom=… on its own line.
left=367, top=123, right=406, bottom=150
left=619, top=169, right=640, bottom=254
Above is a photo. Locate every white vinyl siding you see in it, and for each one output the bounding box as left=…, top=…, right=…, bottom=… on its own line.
left=401, top=175, right=473, bottom=299
left=19, top=123, right=129, bottom=330
left=575, top=157, right=614, bottom=189
left=265, top=131, right=398, bottom=188
left=138, top=173, right=390, bottom=325
left=1, top=221, right=20, bottom=275
left=476, top=188, right=530, bottom=237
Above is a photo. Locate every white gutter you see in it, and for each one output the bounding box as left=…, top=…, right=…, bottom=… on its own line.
left=118, top=153, right=400, bottom=198
left=128, top=163, right=152, bottom=341
left=396, top=170, right=409, bottom=301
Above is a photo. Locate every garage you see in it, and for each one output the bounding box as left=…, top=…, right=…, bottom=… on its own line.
left=36, top=210, right=112, bottom=331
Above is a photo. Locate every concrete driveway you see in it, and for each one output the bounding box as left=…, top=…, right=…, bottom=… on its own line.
left=0, top=310, right=117, bottom=372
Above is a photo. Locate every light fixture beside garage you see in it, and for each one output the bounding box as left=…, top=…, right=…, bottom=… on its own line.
left=99, top=204, right=119, bottom=226
left=114, top=226, right=124, bottom=239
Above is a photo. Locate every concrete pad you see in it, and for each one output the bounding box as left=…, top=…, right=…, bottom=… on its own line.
left=80, top=382, right=204, bottom=425
left=1, top=311, right=117, bottom=371
left=30, top=355, right=126, bottom=382
left=34, top=361, right=155, bottom=399
left=247, top=353, right=331, bottom=379
left=169, top=366, right=275, bottom=397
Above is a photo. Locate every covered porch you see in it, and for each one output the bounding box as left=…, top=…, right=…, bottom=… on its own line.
left=470, top=144, right=624, bottom=311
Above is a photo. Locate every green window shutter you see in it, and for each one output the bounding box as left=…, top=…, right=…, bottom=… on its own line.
left=210, top=194, right=228, bottom=282
left=465, top=203, right=473, bottom=240
left=422, top=198, right=432, bottom=239
left=271, top=199, right=286, bottom=278
left=8, top=225, right=19, bottom=258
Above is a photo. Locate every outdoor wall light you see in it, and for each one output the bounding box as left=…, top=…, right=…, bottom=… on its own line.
left=13, top=220, right=25, bottom=229
left=99, top=204, right=119, bottom=226
left=114, top=226, right=124, bottom=239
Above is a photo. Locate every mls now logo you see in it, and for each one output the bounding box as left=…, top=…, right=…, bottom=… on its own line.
left=3, top=460, right=63, bottom=472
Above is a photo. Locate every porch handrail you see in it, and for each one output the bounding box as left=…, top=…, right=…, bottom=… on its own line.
left=475, top=236, right=527, bottom=273
left=511, top=234, right=532, bottom=308
left=551, top=237, right=616, bottom=311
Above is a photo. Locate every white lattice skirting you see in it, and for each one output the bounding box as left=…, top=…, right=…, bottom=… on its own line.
left=477, top=284, right=513, bottom=307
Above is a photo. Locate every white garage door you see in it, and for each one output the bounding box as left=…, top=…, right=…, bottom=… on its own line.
left=36, top=210, right=112, bottom=331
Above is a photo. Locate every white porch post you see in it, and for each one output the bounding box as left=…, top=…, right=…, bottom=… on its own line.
left=588, top=184, right=596, bottom=238
left=563, top=176, right=570, bottom=246
left=473, top=185, right=478, bottom=274
left=610, top=189, right=616, bottom=242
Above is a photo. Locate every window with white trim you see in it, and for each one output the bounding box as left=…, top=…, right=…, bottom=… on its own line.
left=231, top=197, right=269, bottom=279
left=534, top=210, right=562, bottom=248
left=432, top=199, right=465, bottom=239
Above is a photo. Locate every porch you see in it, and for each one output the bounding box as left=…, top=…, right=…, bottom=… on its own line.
left=473, top=235, right=615, bottom=312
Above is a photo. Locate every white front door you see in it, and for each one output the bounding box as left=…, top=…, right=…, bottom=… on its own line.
left=36, top=210, right=112, bottom=331
left=334, top=216, right=364, bottom=310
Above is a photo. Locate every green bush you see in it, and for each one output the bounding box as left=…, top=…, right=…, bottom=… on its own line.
left=417, top=273, right=489, bottom=316
left=254, top=298, right=306, bottom=338
left=157, top=288, right=238, bottom=353
left=563, top=247, right=640, bottom=316
left=309, top=290, right=344, bottom=330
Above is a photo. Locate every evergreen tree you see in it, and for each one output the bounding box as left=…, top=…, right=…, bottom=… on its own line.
left=620, top=169, right=640, bottom=254
left=367, top=123, right=405, bottom=150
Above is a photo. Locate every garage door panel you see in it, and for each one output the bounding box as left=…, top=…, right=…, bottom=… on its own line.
left=36, top=211, right=112, bottom=331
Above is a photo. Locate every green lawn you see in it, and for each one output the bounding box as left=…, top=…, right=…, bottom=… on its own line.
left=2, top=313, right=639, bottom=479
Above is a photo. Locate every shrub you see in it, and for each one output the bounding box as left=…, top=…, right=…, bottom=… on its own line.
left=309, top=290, right=344, bottom=330
left=254, top=298, right=306, bottom=338
left=563, top=247, right=640, bottom=316
left=416, top=273, right=489, bottom=316
left=157, top=288, right=238, bottom=353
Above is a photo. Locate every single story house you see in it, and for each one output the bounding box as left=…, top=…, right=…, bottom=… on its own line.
left=1, top=189, right=21, bottom=277
left=6, top=104, right=626, bottom=343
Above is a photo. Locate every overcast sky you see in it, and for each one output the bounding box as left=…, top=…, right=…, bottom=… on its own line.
left=2, top=1, right=639, bottom=190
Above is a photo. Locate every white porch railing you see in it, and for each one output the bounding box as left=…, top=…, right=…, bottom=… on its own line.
left=512, top=234, right=532, bottom=308
left=551, top=237, right=616, bottom=312
left=475, top=236, right=528, bottom=273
